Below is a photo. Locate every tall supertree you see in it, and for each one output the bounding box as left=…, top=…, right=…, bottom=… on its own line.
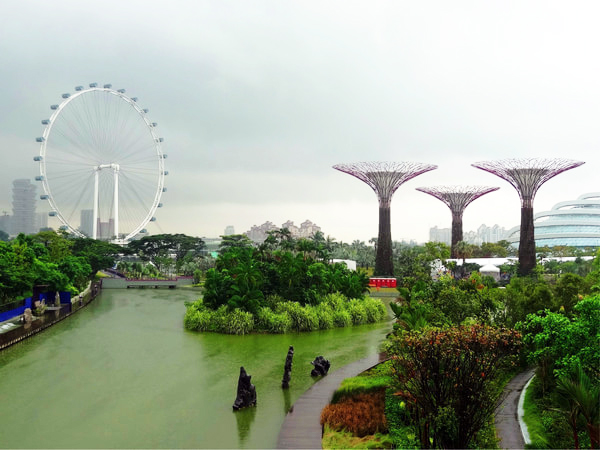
left=333, top=161, right=437, bottom=276
left=472, top=158, right=584, bottom=276
left=416, top=186, right=499, bottom=258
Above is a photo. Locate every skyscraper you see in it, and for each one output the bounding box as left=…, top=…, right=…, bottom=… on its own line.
left=11, top=179, right=37, bottom=235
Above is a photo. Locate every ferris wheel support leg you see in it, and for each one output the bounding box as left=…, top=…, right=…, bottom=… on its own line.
left=93, top=169, right=99, bottom=240
left=114, top=167, right=119, bottom=239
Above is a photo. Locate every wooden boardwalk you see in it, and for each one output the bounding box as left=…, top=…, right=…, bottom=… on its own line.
left=277, top=353, right=385, bottom=449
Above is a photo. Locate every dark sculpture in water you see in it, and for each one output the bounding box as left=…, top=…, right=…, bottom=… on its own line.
left=281, top=346, right=294, bottom=389
left=310, top=356, right=330, bottom=377
left=233, top=366, right=257, bottom=410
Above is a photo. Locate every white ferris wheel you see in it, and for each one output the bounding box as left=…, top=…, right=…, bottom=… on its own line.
left=34, top=83, right=167, bottom=243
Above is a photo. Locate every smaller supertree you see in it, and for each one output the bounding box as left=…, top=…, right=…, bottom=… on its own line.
left=416, top=186, right=499, bottom=258
left=472, top=158, right=584, bottom=276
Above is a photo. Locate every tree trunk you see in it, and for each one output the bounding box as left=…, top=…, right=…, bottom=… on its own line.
left=518, top=205, right=536, bottom=276
left=451, top=213, right=463, bottom=259
left=375, top=205, right=394, bottom=276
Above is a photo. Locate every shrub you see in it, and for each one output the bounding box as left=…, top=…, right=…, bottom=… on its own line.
left=347, top=299, right=368, bottom=325
left=321, top=389, right=388, bottom=437
left=222, top=308, right=254, bottom=335
left=322, top=292, right=347, bottom=310
left=332, top=309, right=352, bottom=327
left=363, top=297, right=387, bottom=323
left=184, top=308, right=214, bottom=332
left=255, top=307, right=291, bottom=333
left=314, top=303, right=334, bottom=330
left=276, top=301, right=319, bottom=331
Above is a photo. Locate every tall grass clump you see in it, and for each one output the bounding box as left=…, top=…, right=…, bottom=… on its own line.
left=347, top=299, right=368, bottom=325
left=314, top=303, right=335, bottom=329
left=256, top=307, right=291, bottom=333
left=276, top=301, right=319, bottom=331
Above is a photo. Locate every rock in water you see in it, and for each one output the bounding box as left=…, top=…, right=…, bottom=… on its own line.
left=281, top=346, right=294, bottom=389
left=233, top=366, right=257, bottom=410
left=310, top=356, right=330, bottom=377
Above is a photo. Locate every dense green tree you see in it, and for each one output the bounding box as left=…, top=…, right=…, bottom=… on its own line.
left=218, top=234, right=254, bottom=252
left=519, top=295, right=600, bottom=392
left=0, top=241, right=37, bottom=304
left=70, top=238, right=122, bottom=277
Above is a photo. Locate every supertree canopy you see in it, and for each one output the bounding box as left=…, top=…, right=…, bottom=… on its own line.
left=416, top=186, right=499, bottom=258
left=333, top=161, right=437, bottom=276
left=472, top=158, right=584, bottom=275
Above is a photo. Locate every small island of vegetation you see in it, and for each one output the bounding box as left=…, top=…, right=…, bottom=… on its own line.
left=184, top=231, right=387, bottom=334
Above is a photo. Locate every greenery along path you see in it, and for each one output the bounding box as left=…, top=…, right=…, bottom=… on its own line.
left=277, top=353, right=386, bottom=449
left=495, top=368, right=535, bottom=450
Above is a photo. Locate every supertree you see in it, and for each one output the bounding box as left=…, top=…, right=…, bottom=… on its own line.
left=416, top=186, right=499, bottom=258
left=472, top=158, right=584, bottom=276
left=333, top=161, right=437, bottom=276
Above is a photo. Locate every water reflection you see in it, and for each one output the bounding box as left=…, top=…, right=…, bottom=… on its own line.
left=282, top=387, right=292, bottom=414
left=235, top=405, right=257, bottom=446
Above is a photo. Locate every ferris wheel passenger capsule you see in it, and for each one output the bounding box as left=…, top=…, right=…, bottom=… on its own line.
left=59, top=225, right=68, bottom=231
left=162, top=154, right=168, bottom=159
left=155, top=137, right=164, bottom=143
left=62, top=93, right=70, bottom=99
left=151, top=122, right=157, bottom=127
left=162, top=187, right=167, bottom=192
left=142, top=109, right=149, bottom=113
left=75, top=86, right=84, bottom=91
left=157, top=203, right=163, bottom=208
left=33, top=156, right=43, bottom=161
left=103, top=84, right=112, bottom=88
left=40, top=194, right=49, bottom=200
left=163, top=171, right=169, bottom=175
left=36, top=137, right=45, bottom=142
left=150, top=217, right=157, bottom=222
left=131, top=97, right=138, bottom=102
left=117, top=89, right=125, bottom=93
left=89, top=82, right=97, bottom=88
left=42, top=119, right=50, bottom=125
left=48, top=211, right=57, bottom=217
left=51, top=105, right=59, bottom=110
left=35, top=175, right=44, bottom=181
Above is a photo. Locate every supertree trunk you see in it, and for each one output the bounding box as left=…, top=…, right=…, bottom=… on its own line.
left=519, top=205, right=536, bottom=276
left=451, top=212, right=463, bottom=259
left=375, top=203, right=393, bottom=276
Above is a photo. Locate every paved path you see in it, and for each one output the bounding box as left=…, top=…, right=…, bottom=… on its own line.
left=278, top=357, right=534, bottom=450
left=495, top=368, right=535, bottom=450
left=277, top=353, right=385, bottom=449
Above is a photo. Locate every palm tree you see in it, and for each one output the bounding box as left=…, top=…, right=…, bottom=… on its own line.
left=555, top=367, right=600, bottom=449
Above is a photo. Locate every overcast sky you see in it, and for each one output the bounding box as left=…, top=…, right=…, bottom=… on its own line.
left=1, top=1, right=598, bottom=243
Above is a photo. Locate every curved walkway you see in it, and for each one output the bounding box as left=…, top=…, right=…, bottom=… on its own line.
left=278, top=357, right=535, bottom=450
left=495, top=368, right=536, bottom=450
left=277, top=353, right=385, bottom=449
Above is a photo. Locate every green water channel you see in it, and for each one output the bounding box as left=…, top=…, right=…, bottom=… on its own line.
left=0, top=288, right=392, bottom=449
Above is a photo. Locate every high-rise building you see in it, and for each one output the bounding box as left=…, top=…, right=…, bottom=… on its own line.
left=80, top=209, right=93, bottom=237
left=11, top=179, right=37, bottom=235
left=224, top=225, right=235, bottom=236
left=0, top=212, right=10, bottom=235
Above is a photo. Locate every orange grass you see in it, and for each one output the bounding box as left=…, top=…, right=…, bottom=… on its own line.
left=320, top=389, right=387, bottom=437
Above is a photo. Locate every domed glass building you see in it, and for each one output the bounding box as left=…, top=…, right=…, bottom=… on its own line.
left=506, top=192, right=600, bottom=248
